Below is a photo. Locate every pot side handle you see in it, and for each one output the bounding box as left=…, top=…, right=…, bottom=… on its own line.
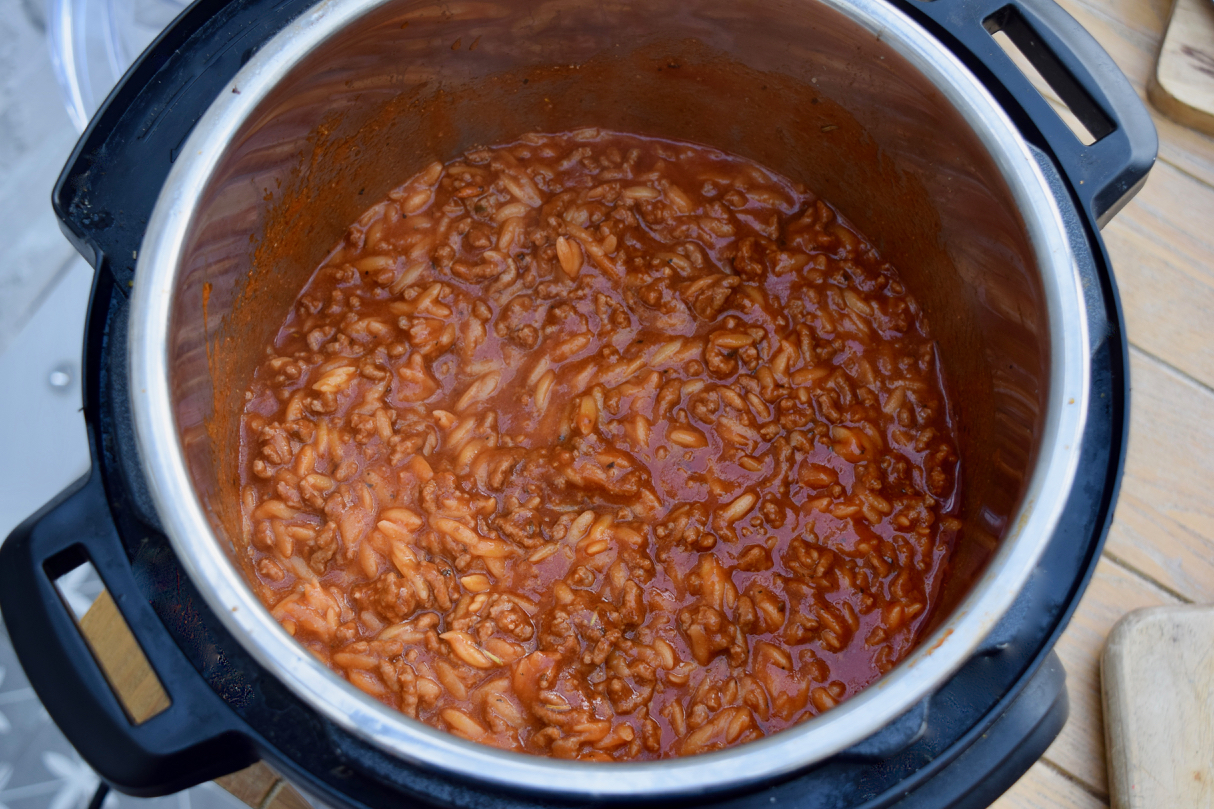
left=905, top=0, right=1158, bottom=228
left=0, top=469, right=257, bottom=796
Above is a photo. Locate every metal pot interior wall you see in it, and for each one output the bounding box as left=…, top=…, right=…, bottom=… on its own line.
left=172, top=0, right=1046, bottom=675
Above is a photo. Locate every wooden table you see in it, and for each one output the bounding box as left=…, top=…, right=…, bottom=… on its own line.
left=75, top=0, right=1213, bottom=806
left=990, top=0, right=1214, bottom=805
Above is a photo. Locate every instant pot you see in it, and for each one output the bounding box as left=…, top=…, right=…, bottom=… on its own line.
left=1, top=0, right=1154, bottom=805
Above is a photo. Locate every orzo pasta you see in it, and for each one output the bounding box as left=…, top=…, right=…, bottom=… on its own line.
left=239, top=130, right=960, bottom=760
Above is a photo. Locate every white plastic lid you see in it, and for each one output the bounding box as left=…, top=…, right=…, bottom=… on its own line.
left=47, top=0, right=190, bottom=130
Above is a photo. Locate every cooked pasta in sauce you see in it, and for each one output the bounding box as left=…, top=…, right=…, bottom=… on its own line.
left=239, top=129, right=960, bottom=760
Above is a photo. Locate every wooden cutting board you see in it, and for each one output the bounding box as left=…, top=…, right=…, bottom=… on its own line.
left=1102, top=605, right=1214, bottom=809
left=1149, top=0, right=1214, bottom=135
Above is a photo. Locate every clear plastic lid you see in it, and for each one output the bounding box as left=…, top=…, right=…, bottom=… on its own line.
left=48, top=0, right=191, bottom=130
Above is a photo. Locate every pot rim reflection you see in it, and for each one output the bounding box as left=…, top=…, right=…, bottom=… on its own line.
left=128, top=0, right=1089, bottom=797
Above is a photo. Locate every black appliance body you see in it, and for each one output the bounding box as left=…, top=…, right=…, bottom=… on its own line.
left=0, top=0, right=1151, bottom=806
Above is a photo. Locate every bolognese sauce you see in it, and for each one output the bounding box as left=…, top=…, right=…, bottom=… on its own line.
left=239, top=130, right=960, bottom=760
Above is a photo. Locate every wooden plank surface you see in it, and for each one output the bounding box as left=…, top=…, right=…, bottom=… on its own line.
left=1104, top=171, right=1214, bottom=389
left=991, top=0, right=1214, bottom=804
left=994, top=762, right=1108, bottom=809
left=1105, top=350, right=1214, bottom=603
left=73, top=0, right=1214, bottom=806
left=1102, top=606, right=1214, bottom=809
left=1035, top=558, right=1180, bottom=798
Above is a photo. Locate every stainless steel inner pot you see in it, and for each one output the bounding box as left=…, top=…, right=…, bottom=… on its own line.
left=128, top=0, right=1089, bottom=798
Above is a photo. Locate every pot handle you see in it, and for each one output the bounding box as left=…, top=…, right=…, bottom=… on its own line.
left=0, top=469, right=257, bottom=796
left=904, top=0, right=1157, bottom=228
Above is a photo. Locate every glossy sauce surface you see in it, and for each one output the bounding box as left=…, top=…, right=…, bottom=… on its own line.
left=239, top=130, right=960, bottom=759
